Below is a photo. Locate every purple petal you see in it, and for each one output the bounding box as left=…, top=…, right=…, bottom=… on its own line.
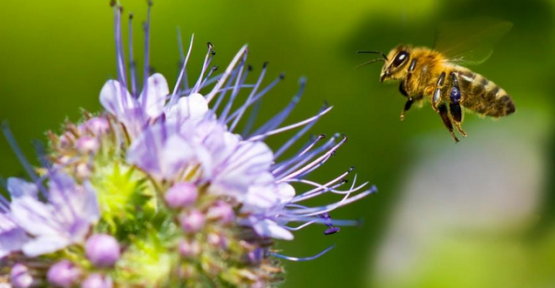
left=22, top=235, right=71, bottom=257
left=251, top=218, right=293, bottom=240
left=166, top=93, right=208, bottom=123
left=138, top=73, right=169, bottom=119
left=7, top=178, right=38, bottom=199
left=0, top=215, right=29, bottom=258
left=99, top=80, right=137, bottom=117
left=127, top=124, right=196, bottom=179
left=11, top=196, right=61, bottom=237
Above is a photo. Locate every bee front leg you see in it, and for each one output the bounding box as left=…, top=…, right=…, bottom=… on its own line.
left=438, top=102, right=460, bottom=142
left=448, top=72, right=467, bottom=137
left=400, top=59, right=418, bottom=121
left=399, top=82, right=413, bottom=121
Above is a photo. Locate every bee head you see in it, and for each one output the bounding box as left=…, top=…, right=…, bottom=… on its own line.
left=356, top=45, right=412, bottom=82
left=380, top=46, right=412, bottom=82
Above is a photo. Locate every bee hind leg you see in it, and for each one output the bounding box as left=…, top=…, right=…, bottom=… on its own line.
left=438, top=103, right=460, bottom=142
left=449, top=103, right=467, bottom=137
left=431, top=72, right=447, bottom=113
left=448, top=72, right=467, bottom=137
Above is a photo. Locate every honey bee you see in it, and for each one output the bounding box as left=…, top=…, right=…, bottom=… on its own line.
left=358, top=18, right=515, bottom=142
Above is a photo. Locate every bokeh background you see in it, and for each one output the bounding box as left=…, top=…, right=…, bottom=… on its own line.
left=1, top=0, right=554, bottom=287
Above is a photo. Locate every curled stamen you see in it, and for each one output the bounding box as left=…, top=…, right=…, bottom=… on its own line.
left=283, top=215, right=361, bottom=227
left=272, top=134, right=335, bottom=177
left=284, top=221, right=315, bottom=231
left=278, top=135, right=347, bottom=182
left=290, top=185, right=377, bottom=217
left=289, top=179, right=349, bottom=203
left=270, top=244, right=335, bottom=262
left=299, top=133, right=327, bottom=157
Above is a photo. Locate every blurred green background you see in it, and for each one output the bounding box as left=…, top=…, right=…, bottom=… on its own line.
left=1, top=0, right=554, bottom=287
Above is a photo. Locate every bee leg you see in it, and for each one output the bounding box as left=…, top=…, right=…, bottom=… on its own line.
left=431, top=72, right=447, bottom=112
left=449, top=104, right=467, bottom=137
left=399, top=82, right=413, bottom=121
left=403, top=59, right=418, bottom=94
left=438, top=102, right=459, bottom=142
left=448, top=72, right=467, bottom=137
left=400, top=98, right=414, bottom=121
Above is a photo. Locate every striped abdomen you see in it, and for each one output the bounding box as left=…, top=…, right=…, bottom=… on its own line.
left=456, top=69, right=515, bottom=117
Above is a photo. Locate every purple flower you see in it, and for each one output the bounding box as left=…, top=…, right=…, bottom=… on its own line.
left=5, top=173, right=99, bottom=257
left=0, top=3, right=376, bottom=286
left=180, top=209, right=205, bottom=233
left=164, top=182, right=198, bottom=208
left=178, top=239, right=201, bottom=258
left=207, top=201, right=235, bottom=223
left=82, top=274, right=113, bottom=288
left=47, top=260, right=81, bottom=288
left=99, top=12, right=376, bottom=248
left=10, top=264, right=33, bottom=288
left=85, top=234, right=121, bottom=268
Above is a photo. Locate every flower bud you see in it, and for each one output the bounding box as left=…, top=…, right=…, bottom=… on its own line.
left=82, top=274, right=113, bottom=288
left=178, top=239, right=201, bottom=258
left=81, top=117, right=110, bottom=135
left=47, top=261, right=81, bottom=288
left=76, top=136, right=100, bottom=154
left=85, top=234, right=121, bottom=267
left=75, top=162, right=91, bottom=179
left=11, top=264, right=32, bottom=288
left=180, top=209, right=205, bottom=233
left=165, top=182, right=198, bottom=208
left=207, top=201, right=235, bottom=224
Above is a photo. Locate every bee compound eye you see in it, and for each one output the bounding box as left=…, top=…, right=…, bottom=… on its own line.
left=393, top=51, right=409, bottom=67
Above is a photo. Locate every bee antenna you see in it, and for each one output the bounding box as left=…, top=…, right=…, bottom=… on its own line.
left=357, top=50, right=388, bottom=61
left=355, top=58, right=385, bottom=70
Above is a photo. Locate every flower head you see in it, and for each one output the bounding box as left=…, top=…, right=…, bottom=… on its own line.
left=0, top=2, right=375, bottom=287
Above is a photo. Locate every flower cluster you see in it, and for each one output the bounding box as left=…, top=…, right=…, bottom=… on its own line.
left=0, top=3, right=375, bottom=288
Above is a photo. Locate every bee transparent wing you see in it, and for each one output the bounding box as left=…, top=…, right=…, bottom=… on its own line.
left=433, top=18, right=512, bottom=66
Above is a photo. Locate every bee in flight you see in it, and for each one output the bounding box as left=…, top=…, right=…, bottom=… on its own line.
left=358, top=18, right=516, bottom=142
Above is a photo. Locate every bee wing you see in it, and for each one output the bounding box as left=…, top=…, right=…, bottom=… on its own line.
left=433, top=18, right=512, bottom=66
